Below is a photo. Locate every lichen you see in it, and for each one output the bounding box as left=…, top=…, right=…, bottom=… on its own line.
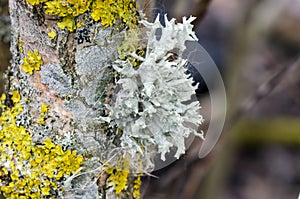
left=13, top=0, right=203, bottom=197
left=132, top=176, right=141, bottom=199
left=25, top=0, right=138, bottom=32
left=18, top=39, right=24, bottom=53
left=117, top=29, right=145, bottom=67
left=57, top=15, right=76, bottom=32
left=44, top=0, right=91, bottom=32
left=37, top=103, right=49, bottom=125
left=91, top=0, right=138, bottom=28
left=102, top=15, right=204, bottom=162
left=21, top=50, right=43, bottom=75
left=0, top=92, right=83, bottom=198
left=105, top=159, right=130, bottom=194
left=25, top=0, right=46, bottom=6
left=102, top=158, right=142, bottom=198
left=47, top=29, right=57, bottom=40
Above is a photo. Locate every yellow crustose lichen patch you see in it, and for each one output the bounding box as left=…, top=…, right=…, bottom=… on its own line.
left=0, top=92, right=83, bottom=198
left=105, top=159, right=130, bottom=194
left=132, top=176, right=141, bottom=199
left=45, top=0, right=91, bottom=32
left=91, top=0, right=138, bottom=28
left=47, top=29, right=57, bottom=40
left=38, top=103, right=49, bottom=125
left=104, top=159, right=142, bottom=197
left=26, top=0, right=47, bottom=6
left=25, top=0, right=138, bottom=32
left=26, top=0, right=142, bottom=66
left=22, top=50, right=43, bottom=75
left=18, top=39, right=24, bottom=53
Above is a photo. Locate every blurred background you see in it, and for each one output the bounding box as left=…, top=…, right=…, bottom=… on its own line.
left=139, top=0, right=300, bottom=199
left=1, top=0, right=300, bottom=198
left=0, top=0, right=10, bottom=92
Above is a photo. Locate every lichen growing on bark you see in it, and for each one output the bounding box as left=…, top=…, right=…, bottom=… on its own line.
left=4, top=0, right=204, bottom=198
left=25, top=0, right=138, bottom=32
left=40, top=64, right=72, bottom=96
left=0, top=92, right=83, bottom=199
left=21, top=50, right=43, bottom=74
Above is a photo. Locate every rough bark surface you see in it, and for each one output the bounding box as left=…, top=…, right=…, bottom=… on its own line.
left=7, top=0, right=127, bottom=198
left=4, top=0, right=205, bottom=198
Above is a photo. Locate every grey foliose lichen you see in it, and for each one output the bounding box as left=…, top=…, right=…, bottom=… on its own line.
left=101, top=15, right=204, bottom=164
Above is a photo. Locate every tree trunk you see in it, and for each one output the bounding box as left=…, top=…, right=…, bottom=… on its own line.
left=4, top=0, right=132, bottom=198
left=1, top=0, right=203, bottom=198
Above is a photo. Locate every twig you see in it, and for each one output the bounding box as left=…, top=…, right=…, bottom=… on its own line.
left=229, top=56, right=300, bottom=125
left=194, top=0, right=213, bottom=24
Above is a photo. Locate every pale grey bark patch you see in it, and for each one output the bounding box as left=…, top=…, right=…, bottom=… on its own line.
left=74, top=37, right=121, bottom=107
left=65, top=99, right=96, bottom=120
left=75, top=45, right=117, bottom=75
left=93, top=26, right=114, bottom=46
left=65, top=183, right=99, bottom=199
left=40, top=64, right=72, bottom=96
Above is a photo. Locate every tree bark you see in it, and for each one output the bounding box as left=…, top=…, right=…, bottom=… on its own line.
left=6, top=0, right=131, bottom=198
left=2, top=0, right=205, bottom=198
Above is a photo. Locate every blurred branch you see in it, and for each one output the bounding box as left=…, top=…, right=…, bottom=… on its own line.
left=193, top=0, right=212, bottom=24
left=229, top=56, right=300, bottom=125
left=194, top=1, right=297, bottom=199
left=232, top=118, right=300, bottom=145
left=168, top=0, right=212, bottom=23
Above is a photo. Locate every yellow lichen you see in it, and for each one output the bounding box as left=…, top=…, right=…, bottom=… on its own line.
left=133, top=176, right=141, bottom=199
left=104, top=158, right=143, bottom=197
left=26, top=0, right=138, bottom=32
left=76, top=21, right=85, bottom=28
left=18, top=39, right=24, bottom=53
left=57, top=15, right=76, bottom=32
left=45, top=0, right=91, bottom=32
left=44, top=0, right=91, bottom=17
left=105, top=159, right=130, bottom=194
left=38, top=103, right=49, bottom=125
left=22, top=50, right=43, bottom=75
left=11, top=90, right=21, bottom=103
left=26, top=0, right=47, bottom=6
left=117, top=29, right=145, bottom=67
left=0, top=92, right=83, bottom=198
left=91, top=0, right=138, bottom=28
left=47, top=29, right=57, bottom=40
